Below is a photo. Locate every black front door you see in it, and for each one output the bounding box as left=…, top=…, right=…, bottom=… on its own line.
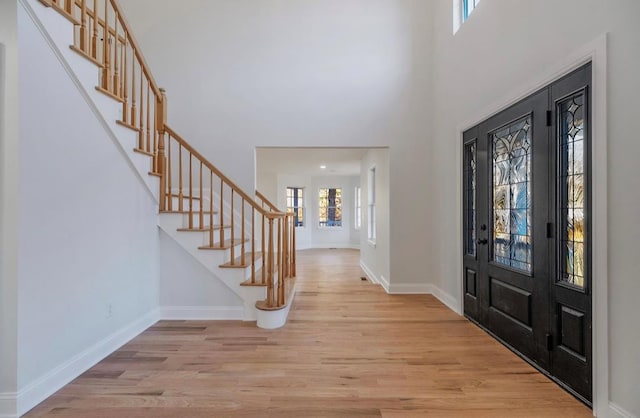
left=462, top=64, right=592, bottom=404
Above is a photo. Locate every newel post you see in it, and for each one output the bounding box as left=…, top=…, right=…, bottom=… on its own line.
left=156, top=88, right=168, bottom=211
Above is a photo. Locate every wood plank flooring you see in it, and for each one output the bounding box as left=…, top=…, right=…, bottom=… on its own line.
left=25, top=249, right=592, bottom=417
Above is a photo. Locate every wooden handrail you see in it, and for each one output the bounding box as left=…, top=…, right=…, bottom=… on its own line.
left=109, top=0, right=161, bottom=97
left=255, top=190, right=279, bottom=212
left=164, top=125, right=284, bottom=218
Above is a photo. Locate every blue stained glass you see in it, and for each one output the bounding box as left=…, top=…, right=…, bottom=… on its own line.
left=492, top=116, right=532, bottom=273
left=510, top=210, right=528, bottom=235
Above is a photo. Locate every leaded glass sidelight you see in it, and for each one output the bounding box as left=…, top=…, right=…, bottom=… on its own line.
left=559, top=93, right=586, bottom=288
left=464, top=142, right=477, bottom=256
left=492, top=117, right=532, bottom=272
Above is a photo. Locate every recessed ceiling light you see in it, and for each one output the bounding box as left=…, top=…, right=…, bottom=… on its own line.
left=320, top=165, right=327, bottom=169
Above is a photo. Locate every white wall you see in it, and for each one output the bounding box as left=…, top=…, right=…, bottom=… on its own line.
left=273, top=174, right=360, bottom=250
left=360, top=149, right=390, bottom=288
left=430, top=0, right=640, bottom=416
left=0, top=0, right=19, bottom=415
left=16, top=4, right=160, bottom=415
left=120, top=0, right=435, bottom=290
left=159, top=231, right=242, bottom=309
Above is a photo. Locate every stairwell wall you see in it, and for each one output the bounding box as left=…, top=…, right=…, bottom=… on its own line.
left=0, top=0, right=20, bottom=416
left=15, top=4, right=160, bottom=415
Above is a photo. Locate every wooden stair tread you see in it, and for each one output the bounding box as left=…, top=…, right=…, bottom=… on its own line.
left=161, top=210, right=218, bottom=215
left=70, top=45, right=101, bottom=67
left=176, top=225, right=229, bottom=232
left=116, top=120, right=140, bottom=132
left=255, top=300, right=286, bottom=312
left=219, top=253, right=258, bottom=269
left=198, top=239, right=248, bottom=250
left=96, top=85, right=124, bottom=103
left=133, top=148, right=154, bottom=157
left=240, top=279, right=267, bottom=287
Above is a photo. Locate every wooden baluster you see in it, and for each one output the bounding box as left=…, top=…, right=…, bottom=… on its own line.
left=199, top=161, right=203, bottom=229
left=261, top=214, right=266, bottom=284
left=79, top=0, right=87, bottom=52
left=120, top=32, right=125, bottom=98
left=65, top=0, right=72, bottom=16
left=241, top=200, right=245, bottom=266
left=209, top=171, right=214, bottom=247
left=219, top=181, right=224, bottom=247
left=178, top=144, right=183, bottom=212
left=138, top=68, right=144, bottom=148
left=158, top=132, right=166, bottom=212
left=251, top=207, right=256, bottom=284
left=146, top=81, right=151, bottom=152
left=283, top=215, right=289, bottom=279
left=130, top=55, right=137, bottom=126
left=188, top=153, right=193, bottom=229
left=153, top=101, right=158, bottom=172
left=112, top=11, right=120, bottom=96
left=101, top=0, right=110, bottom=90
left=167, top=134, right=173, bottom=211
left=121, top=33, right=128, bottom=124
left=277, top=217, right=283, bottom=306
left=267, top=217, right=274, bottom=307
left=292, top=218, right=296, bottom=277
left=230, top=190, right=235, bottom=263
left=91, top=0, right=98, bottom=59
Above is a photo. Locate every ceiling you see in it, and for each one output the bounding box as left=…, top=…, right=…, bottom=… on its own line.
left=256, top=147, right=376, bottom=177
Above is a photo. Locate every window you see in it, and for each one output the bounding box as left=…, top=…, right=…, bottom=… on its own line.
left=286, top=187, right=304, bottom=227
left=368, top=167, right=376, bottom=242
left=463, top=0, right=481, bottom=21
left=354, top=186, right=362, bottom=230
left=318, top=188, right=342, bottom=228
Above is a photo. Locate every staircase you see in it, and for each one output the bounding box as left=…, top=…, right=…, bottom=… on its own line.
left=27, top=0, right=296, bottom=328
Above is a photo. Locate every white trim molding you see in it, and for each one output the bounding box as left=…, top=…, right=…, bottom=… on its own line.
left=16, top=309, right=159, bottom=417
left=608, top=402, right=636, bottom=418
left=359, top=260, right=380, bottom=285
left=455, top=34, right=609, bottom=416
left=0, top=392, right=17, bottom=418
left=159, top=306, right=244, bottom=321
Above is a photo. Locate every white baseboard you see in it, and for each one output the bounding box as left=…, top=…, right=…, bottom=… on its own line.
left=16, top=309, right=160, bottom=417
left=159, top=306, right=244, bottom=321
left=0, top=392, right=17, bottom=418
left=428, top=285, right=461, bottom=314
left=388, top=283, right=432, bottom=294
left=609, top=402, right=636, bottom=418
left=384, top=282, right=460, bottom=315
left=379, top=275, right=391, bottom=292
left=359, top=260, right=379, bottom=284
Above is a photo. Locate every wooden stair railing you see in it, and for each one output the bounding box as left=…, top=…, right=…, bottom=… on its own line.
left=256, top=191, right=296, bottom=278
left=39, top=0, right=295, bottom=310
left=40, top=0, right=166, bottom=174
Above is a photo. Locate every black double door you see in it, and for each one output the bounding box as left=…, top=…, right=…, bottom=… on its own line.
left=463, top=64, right=592, bottom=404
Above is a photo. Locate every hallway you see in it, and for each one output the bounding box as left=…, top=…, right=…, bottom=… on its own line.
left=26, top=249, right=591, bottom=417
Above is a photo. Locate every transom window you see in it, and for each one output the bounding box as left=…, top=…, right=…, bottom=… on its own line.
left=318, top=188, right=342, bottom=228
left=286, top=187, right=305, bottom=227
left=463, top=0, right=481, bottom=21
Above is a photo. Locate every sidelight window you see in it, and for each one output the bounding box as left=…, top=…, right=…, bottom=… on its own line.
left=558, top=92, right=587, bottom=288
left=464, top=142, right=477, bottom=256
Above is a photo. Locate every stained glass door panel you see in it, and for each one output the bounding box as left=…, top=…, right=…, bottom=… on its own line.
left=492, top=117, right=532, bottom=272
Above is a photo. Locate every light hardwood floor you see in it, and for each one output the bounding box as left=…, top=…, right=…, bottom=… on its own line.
left=26, top=249, right=592, bottom=417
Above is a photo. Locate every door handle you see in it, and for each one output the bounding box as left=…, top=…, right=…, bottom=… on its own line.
left=477, top=238, right=488, bottom=245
